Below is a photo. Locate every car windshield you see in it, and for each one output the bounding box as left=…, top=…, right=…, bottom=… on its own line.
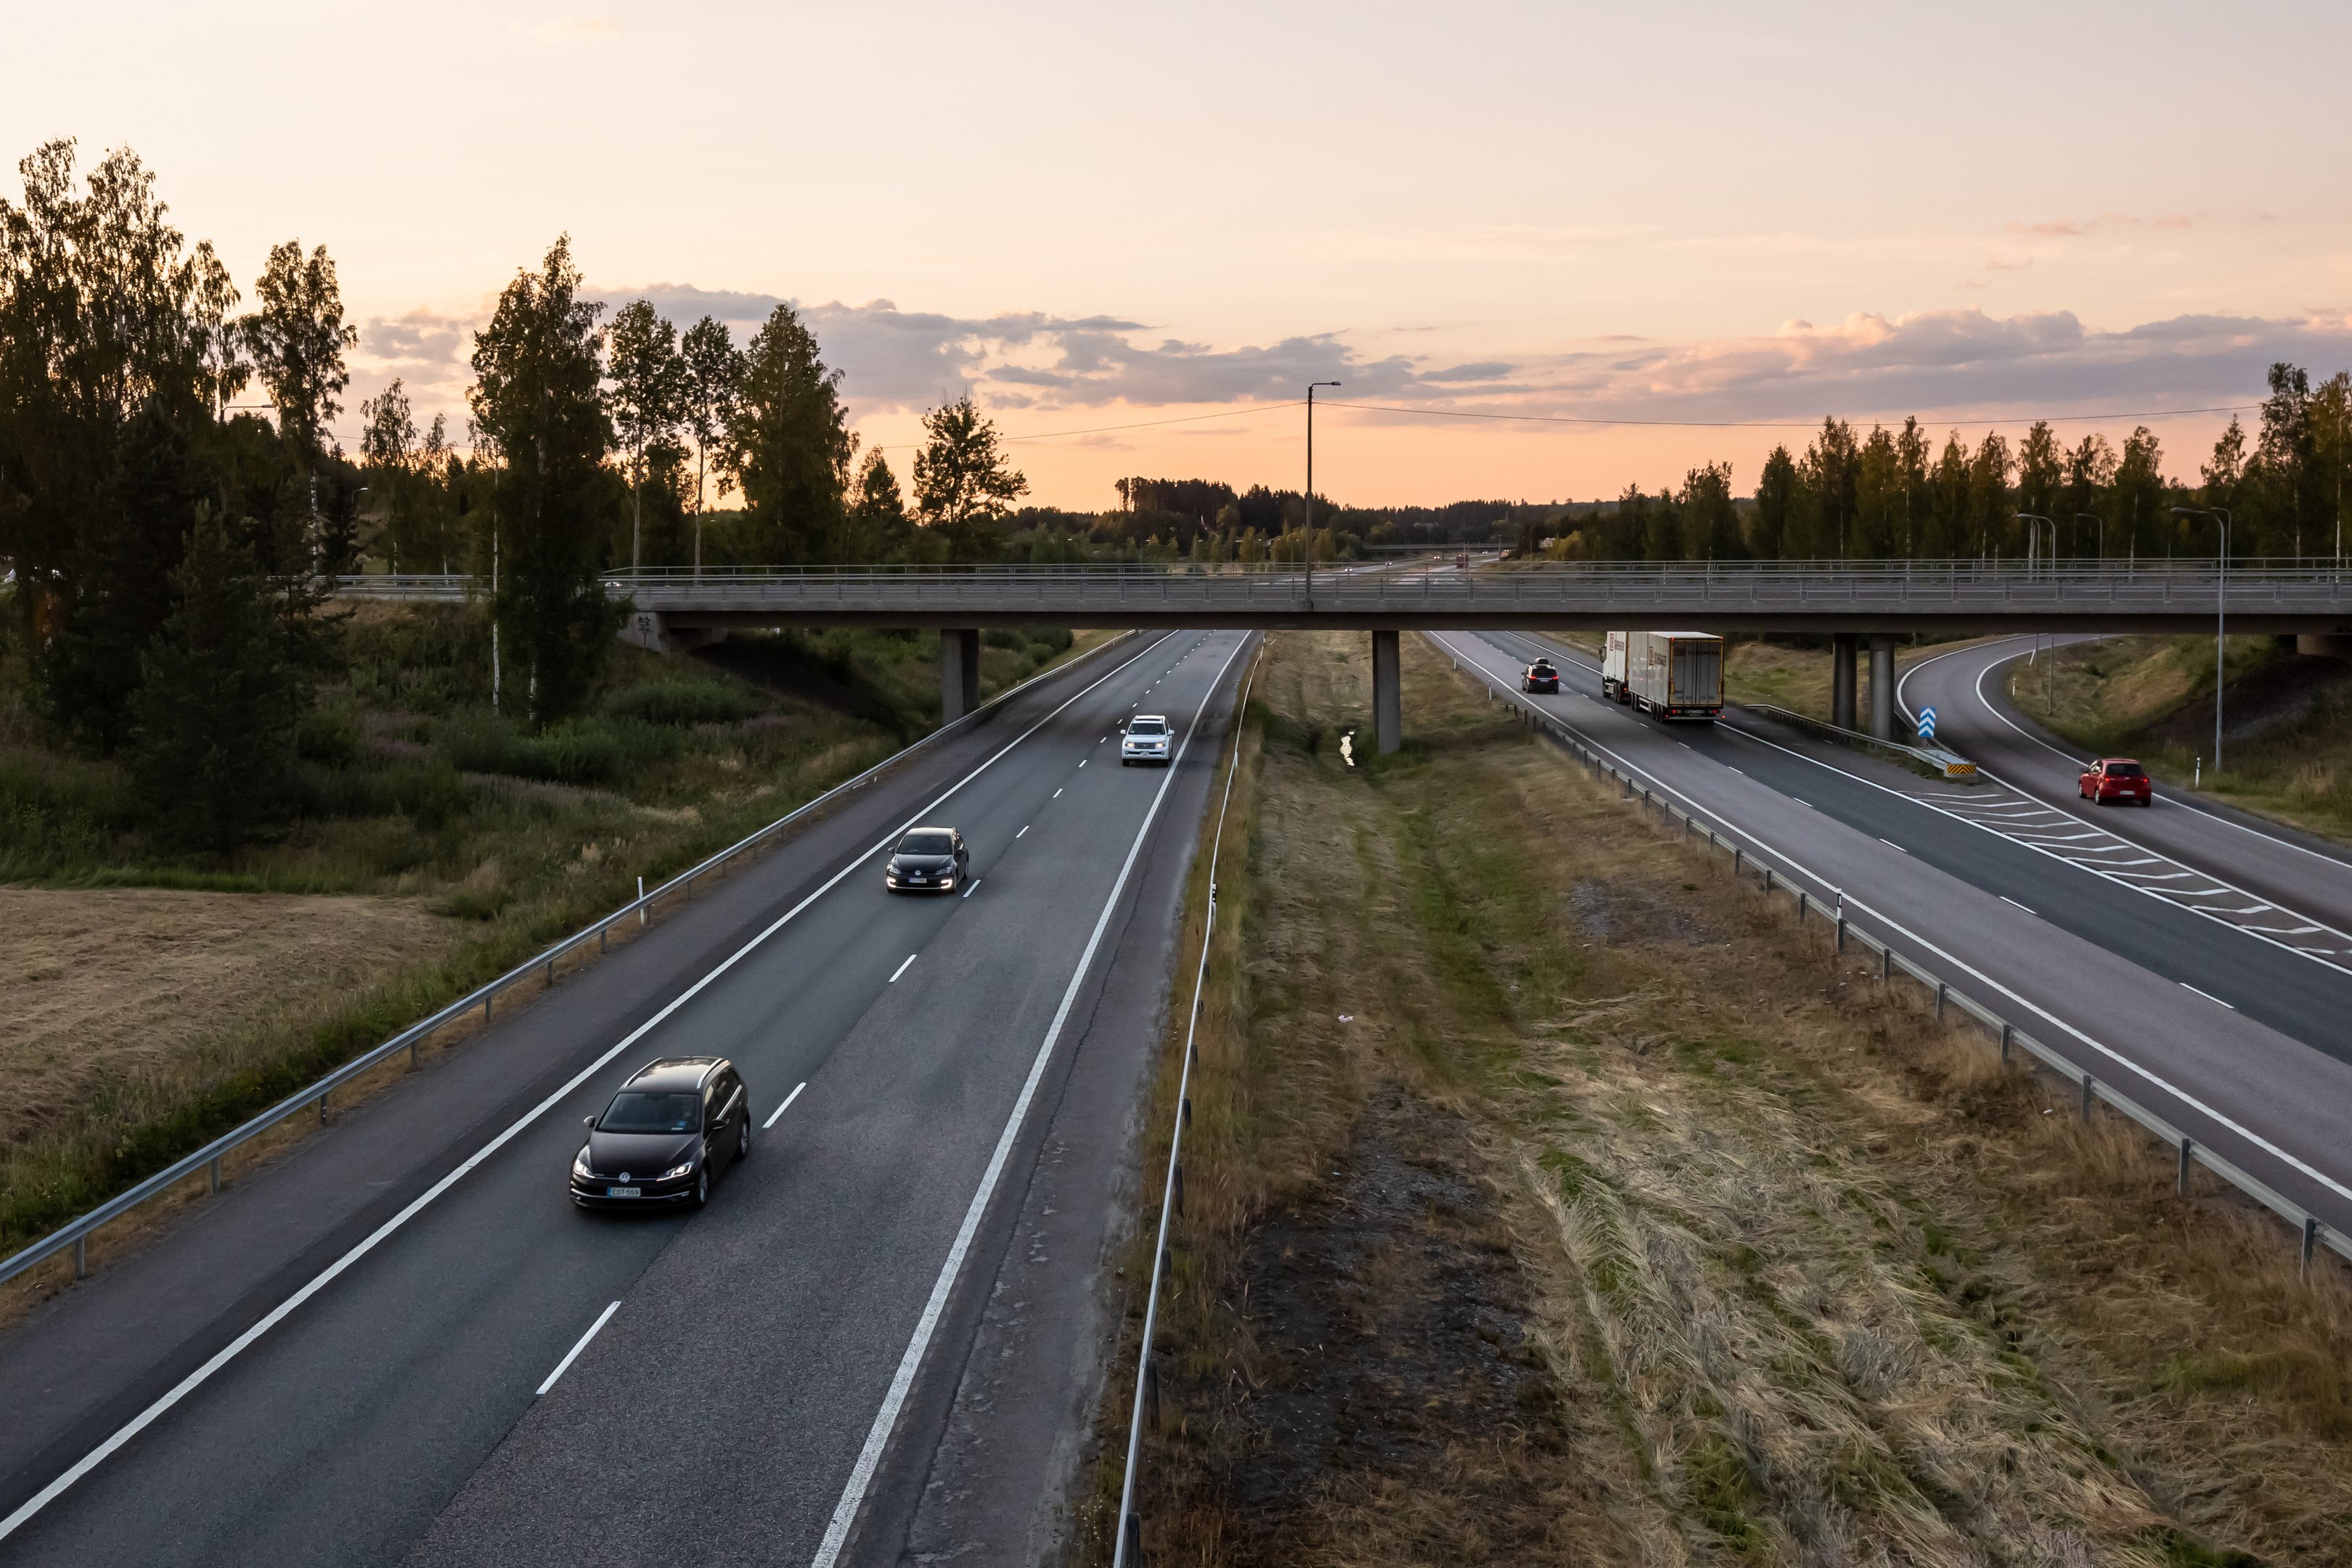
left=2105, top=762, right=2146, bottom=778
left=1130, top=720, right=1165, bottom=735
left=897, top=830, right=954, bottom=856
left=600, top=1090, right=700, bottom=1132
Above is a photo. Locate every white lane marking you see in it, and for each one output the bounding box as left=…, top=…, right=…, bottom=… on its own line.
left=1424, top=630, right=2352, bottom=1214
left=1792, top=799, right=1812, bottom=809
left=2181, top=983, right=2237, bottom=1010
left=1915, top=636, right=2352, bottom=873
left=764, top=1081, right=807, bottom=1130
left=2001, top=895, right=2036, bottom=915
left=1079, top=759, right=1087, bottom=767
left=1719, top=713, right=2352, bottom=983
left=889, top=953, right=917, bottom=983
left=1017, top=824, right=1029, bottom=838
left=1879, top=838, right=1908, bottom=854
left=1053, top=788, right=1063, bottom=799
left=0, top=630, right=1185, bottom=1543
left=536, top=1301, right=621, bottom=1397
left=812, top=632, right=1252, bottom=1568
left=961, top=878, right=981, bottom=900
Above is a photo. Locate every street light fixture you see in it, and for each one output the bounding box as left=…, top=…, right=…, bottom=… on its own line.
left=1305, top=381, right=1341, bottom=607
left=2172, top=505, right=2231, bottom=779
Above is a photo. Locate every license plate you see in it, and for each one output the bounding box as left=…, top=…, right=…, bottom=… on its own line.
left=607, top=1185, right=641, bottom=1198
left=910, top=875, right=926, bottom=883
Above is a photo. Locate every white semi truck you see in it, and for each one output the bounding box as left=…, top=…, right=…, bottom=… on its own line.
left=1602, top=631, right=1724, bottom=720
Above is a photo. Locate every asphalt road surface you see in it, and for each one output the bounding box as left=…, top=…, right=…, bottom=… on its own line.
left=1898, top=634, right=2352, bottom=956
left=0, top=628, right=1254, bottom=1566
left=1436, top=628, right=2352, bottom=1250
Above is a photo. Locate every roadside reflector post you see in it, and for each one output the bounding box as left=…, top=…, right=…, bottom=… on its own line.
left=1881, top=946, right=1892, bottom=981
left=1998, top=1022, right=2012, bottom=1063
left=1797, top=889, right=1808, bottom=921
left=319, top=1091, right=330, bottom=1123
left=1144, top=1356, right=1161, bottom=1430
left=638, top=875, right=646, bottom=926
left=1173, top=1162, right=1185, bottom=1217
left=2081, top=1074, right=2094, bottom=1122
left=209, top=1157, right=221, bottom=1195
left=1764, top=866, right=1774, bottom=893
left=2303, top=1218, right=2322, bottom=1280
left=1935, top=981, right=1946, bottom=1019
left=2177, top=1138, right=2194, bottom=1194
left=1123, top=1514, right=1144, bottom=1563
left=1836, top=916, right=1847, bottom=952
left=1733, top=846, right=1742, bottom=875
left=73, top=1236, right=86, bottom=1281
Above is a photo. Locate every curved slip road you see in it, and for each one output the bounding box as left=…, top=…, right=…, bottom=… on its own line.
left=0, top=627, right=1254, bottom=1567
left=1435, top=628, right=2352, bottom=1249
left=1899, top=634, right=2352, bottom=955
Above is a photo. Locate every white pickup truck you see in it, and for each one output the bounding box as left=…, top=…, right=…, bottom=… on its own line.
left=1601, top=631, right=1724, bottom=720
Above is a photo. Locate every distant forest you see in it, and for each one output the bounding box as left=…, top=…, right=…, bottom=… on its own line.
left=1096, top=367, right=2352, bottom=568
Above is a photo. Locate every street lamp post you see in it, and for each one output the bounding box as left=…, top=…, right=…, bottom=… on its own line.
left=1305, top=381, right=1340, bottom=607
left=2017, top=513, right=2057, bottom=709
left=2172, top=505, right=2231, bottom=778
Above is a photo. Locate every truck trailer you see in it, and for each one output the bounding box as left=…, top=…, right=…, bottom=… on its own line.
left=1602, top=631, right=1724, bottom=720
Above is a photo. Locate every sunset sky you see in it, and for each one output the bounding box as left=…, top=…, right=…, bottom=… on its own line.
left=9, top=1, right=2352, bottom=508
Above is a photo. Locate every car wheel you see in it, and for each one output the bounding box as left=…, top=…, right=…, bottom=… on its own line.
left=692, top=1167, right=710, bottom=1209
left=737, top=1114, right=751, bottom=1162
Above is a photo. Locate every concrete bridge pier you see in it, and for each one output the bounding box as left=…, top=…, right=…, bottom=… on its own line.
left=1372, top=629, right=1401, bottom=754
left=1869, top=634, right=1897, bottom=739
left=940, top=628, right=981, bottom=722
left=1831, top=633, right=1858, bottom=730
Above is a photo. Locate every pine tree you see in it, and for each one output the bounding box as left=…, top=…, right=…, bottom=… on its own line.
left=467, top=236, right=619, bottom=725
left=726, top=304, right=852, bottom=563
left=131, top=515, right=301, bottom=853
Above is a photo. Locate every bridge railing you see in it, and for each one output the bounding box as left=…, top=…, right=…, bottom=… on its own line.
left=331, top=561, right=2352, bottom=625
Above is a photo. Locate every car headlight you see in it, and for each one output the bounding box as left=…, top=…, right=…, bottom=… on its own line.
left=661, top=1160, right=696, bottom=1180
left=573, top=1148, right=592, bottom=1178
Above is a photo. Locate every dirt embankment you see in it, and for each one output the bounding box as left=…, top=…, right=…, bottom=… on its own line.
left=1082, top=629, right=2351, bottom=1566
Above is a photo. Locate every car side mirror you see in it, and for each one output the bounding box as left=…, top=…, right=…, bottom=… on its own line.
left=582, top=1115, right=597, bottom=1130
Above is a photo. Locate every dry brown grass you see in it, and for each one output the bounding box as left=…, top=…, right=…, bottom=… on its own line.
left=1079, top=629, right=2351, bottom=1566
left=1, top=887, right=458, bottom=1150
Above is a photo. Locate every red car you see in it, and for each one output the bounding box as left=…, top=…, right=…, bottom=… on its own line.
left=2080, top=758, right=2153, bottom=806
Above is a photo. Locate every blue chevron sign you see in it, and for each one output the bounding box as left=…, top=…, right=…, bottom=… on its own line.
left=1917, top=706, right=1937, bottom=740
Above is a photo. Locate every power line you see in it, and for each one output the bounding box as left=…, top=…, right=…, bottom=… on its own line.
left=871, top=401, right=1303, bottom=450
left=1318, top=398, right=2259, bottom=430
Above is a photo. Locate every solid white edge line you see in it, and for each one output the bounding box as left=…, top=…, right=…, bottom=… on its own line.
left=536, top=1301, right=621, bottom=1397
left=1923, top=635, right=2352, bottom=873
left=1720, top=712, right=2352, bottom=981
left=809, top=632, right=1252, bottom=1568
left=0, top=630, right=1183, bottom=1545
left=888, top=954, right=917, bottom=984
left=1426, top=631, right=2352, bottom=1212
left=961, top=878, right=981, bottom=900
left=2181, top=982, right=2238, bottom=1010
left=1879, top=838, right=1908, bottom=853
left=2001, top=895, right=2036, bottom=915
left=764, top=1081, right=807, bottom=1130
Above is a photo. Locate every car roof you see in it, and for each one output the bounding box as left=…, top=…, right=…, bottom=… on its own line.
left=622, top=1058, right=725, bottom=1091
left=899, top=823, right=957, bottom=835
left=2095, top=756, right=2141, bottom=765
left=1132, top=713, right=1168, bottom=722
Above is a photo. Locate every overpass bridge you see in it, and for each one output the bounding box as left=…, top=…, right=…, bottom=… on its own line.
left=337, top=560, right=2352, bottom=750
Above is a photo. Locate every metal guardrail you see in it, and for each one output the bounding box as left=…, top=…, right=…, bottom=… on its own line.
left=0, top=629, right=1151, bottom=1292
left=330, top=560, right=2352, bottom=625
left=1744, top=703, right=1980, bottom=780
left=1445, top=641, right=2349, bottom=1278
left=1111, top=641, right=1262, bottom=1567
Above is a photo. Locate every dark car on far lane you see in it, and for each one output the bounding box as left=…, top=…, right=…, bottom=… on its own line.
left=1522, top=659, right=1560, bottom=694
left=2079, top=757, right=2153, bottom=806
left=884, top=825, right=968, bottom=892
left=572, top=1058, right=750, bottom=1209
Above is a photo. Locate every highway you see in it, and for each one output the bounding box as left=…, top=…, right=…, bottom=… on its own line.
left=1899, top=634, right=2352, bottom=957
left=1433, top=628, right=2352, bottom=1250
left=0, top=628, right=1254, bottom=1566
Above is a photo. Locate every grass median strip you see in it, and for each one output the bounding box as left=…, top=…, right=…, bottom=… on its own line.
left=1085, top=628, right=2351, bottom=1567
